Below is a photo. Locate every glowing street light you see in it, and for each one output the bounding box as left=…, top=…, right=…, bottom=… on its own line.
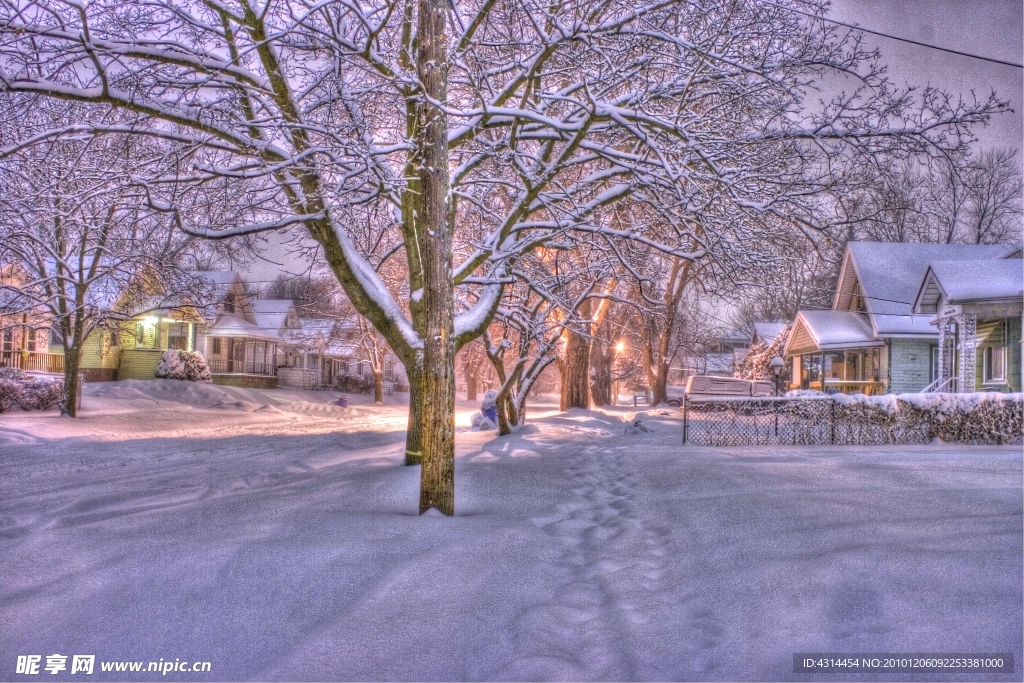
left=615, top=341, right=625, bottom=353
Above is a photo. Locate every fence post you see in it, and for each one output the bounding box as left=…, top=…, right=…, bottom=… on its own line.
left=774, top=398, right=779, bottom=438
left=682, top=395, right=688, bottom=444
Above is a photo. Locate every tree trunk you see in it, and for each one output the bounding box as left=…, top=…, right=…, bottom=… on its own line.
left=560, top=328, right=590, bottom=410
left=650, top=362, right=669, bottom=405
left=404, top=355, right=424, bottom=465
left=373, top=368, right=384, bottom=403
left=465, top=358, right=479, bottom=401
left=590, top=340, right=612, bottom=406
left=415, top=0, right=455, bottom=515
left=61, top=349, right=81, bottom=418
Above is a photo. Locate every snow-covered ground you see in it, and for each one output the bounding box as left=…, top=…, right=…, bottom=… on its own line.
left=1, top=380, right=1020, bottom=681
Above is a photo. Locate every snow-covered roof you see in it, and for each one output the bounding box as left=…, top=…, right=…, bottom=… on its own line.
left=836, top=242, right=1010, bottom=316
left=914, top=259, right=1024, bottom=312
left=869, top=314, right=936, bottom=337
left=784, top=310, right=884, bottom=356
left=205, top=314, right=280, bottom=341
left=752, top=322, right=786, bottom=344
left=250, top=299, right=297, bottom=337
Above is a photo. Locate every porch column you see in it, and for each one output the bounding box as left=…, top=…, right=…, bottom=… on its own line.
left=957, top=313, right=977, bottom=393
left=936, top=318, right=951, bottom=386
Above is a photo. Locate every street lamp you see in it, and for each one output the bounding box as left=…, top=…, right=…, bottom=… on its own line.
left=770, top=355, right=785, bottom=397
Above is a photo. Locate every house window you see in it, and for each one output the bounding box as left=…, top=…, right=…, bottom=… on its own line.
left=2, top=328, right=12, bottom=352
left=984, top=346, right=1006, bottom=384
left=223, top=293, right=236, bottom=314
left=168, top=322, right=190, bottom=351
left=50, top=326, right=62, bottom=347
left=212, top=338, right=222, bottom=355
left=340, top=360, right=349, bottom=374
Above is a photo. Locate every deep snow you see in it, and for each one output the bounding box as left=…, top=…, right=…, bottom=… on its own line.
left=1, top=380, right=1020, bottom=681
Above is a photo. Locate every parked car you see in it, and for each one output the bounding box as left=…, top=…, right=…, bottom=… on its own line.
left=683, top=375, right=775, bottom=400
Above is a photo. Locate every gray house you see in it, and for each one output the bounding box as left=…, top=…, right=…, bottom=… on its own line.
left=784, top=242, right=1013, bottom=394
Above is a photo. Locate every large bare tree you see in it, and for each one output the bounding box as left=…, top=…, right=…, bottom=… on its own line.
left=0, top=0, right=1007, bottom=513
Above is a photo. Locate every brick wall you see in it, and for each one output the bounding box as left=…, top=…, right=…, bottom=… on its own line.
left=888, top=339, right=934, bottom=393
left=212, top=374, right=277, bottom=389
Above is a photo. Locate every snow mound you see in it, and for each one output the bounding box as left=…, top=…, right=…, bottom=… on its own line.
left=209, top=400, right=280, bottom=413
left=83, top=385, right=154, bottom=401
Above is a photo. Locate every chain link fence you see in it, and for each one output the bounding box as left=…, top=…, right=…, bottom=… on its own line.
left=682, top=395, right=1020, bottom=446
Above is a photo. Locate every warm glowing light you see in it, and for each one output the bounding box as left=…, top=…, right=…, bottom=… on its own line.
left=142, top=316, right=158, bottom=325
left=615, top=342, right=625, bottom=353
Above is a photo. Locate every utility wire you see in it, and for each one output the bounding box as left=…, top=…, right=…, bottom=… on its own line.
left=759, top=0, right=1024, bottom=69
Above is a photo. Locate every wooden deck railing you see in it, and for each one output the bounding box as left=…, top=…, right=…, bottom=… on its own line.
left=0, top=351, right=65, bottom=374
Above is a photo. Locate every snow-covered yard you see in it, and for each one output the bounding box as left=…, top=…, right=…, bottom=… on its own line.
left=1, top=380, right=1020, bottom=681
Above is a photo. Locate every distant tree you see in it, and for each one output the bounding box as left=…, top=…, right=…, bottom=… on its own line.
left=0, top=104, right=202, bottom=416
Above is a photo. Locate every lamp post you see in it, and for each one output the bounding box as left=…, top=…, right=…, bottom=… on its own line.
left=770, top=356, right=785, bottom=397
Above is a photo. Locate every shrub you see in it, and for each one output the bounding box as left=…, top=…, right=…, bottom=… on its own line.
left=17, top=378, right=64, bottom=411
left=0, top=378, right=21, bottom=413
left=156, top=350, right=212, bottom=383
left=0, top=366, right=27, bottom=381
left=334, top=373, right=374, bottom=394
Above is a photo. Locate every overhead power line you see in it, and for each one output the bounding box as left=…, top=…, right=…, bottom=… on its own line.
left=759, top=0, right=1024, bottom=69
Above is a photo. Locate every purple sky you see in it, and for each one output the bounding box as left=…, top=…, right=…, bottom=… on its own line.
left=828, top=0, right=1023, bottom=151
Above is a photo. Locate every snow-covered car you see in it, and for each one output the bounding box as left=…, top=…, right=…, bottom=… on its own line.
left=683, top=375, right=776, bottom=400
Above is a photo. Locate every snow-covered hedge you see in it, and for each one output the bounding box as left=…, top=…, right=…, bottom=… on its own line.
left=685, top=392, right=1022, bottom=445
left=897, top=392, right=1023, bottom=445
left=0, top=368, right=64, bottom=412
left=334, top=374, right=374, bottom=394
left=155, top=350, right=212, bottom=383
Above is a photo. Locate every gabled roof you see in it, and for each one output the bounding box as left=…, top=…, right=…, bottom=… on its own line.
left=834, top=242, right=1011, bottom=316
left=250, top=299, right=299, bottom=337
left=913, top=259, right=1024, bottom=312
left=784, top=310, right=883, bottom=356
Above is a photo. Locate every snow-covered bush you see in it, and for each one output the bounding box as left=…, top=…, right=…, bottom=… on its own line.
left=735, top=325, right=791, bottom=381
left=156, top=349, right=187, bottom=380
left=0, top=369, right=63, bottom=412
left=0, top=378, right=21, bottom=412
left=0, top=366, right=27, bottom=381
left=156, top=350, right=212, bottom=383
left=17, top=378, right=64, bottom=411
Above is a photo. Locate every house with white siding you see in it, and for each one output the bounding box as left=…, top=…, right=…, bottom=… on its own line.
left=783, top=242, right=1015, bottom=394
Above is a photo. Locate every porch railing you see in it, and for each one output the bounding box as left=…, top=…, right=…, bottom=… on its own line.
left=0, top=351, right=65, bottom=374
left=208, top=359, right=276, bottom=376
left=921, top=376, right=958, bottom=393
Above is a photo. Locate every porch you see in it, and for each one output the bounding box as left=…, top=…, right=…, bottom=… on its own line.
left=0, top=351, right=65, bottom=374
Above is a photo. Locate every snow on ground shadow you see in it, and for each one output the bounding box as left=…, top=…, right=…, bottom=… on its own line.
left=1, top=380, right=1020, bottom=681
